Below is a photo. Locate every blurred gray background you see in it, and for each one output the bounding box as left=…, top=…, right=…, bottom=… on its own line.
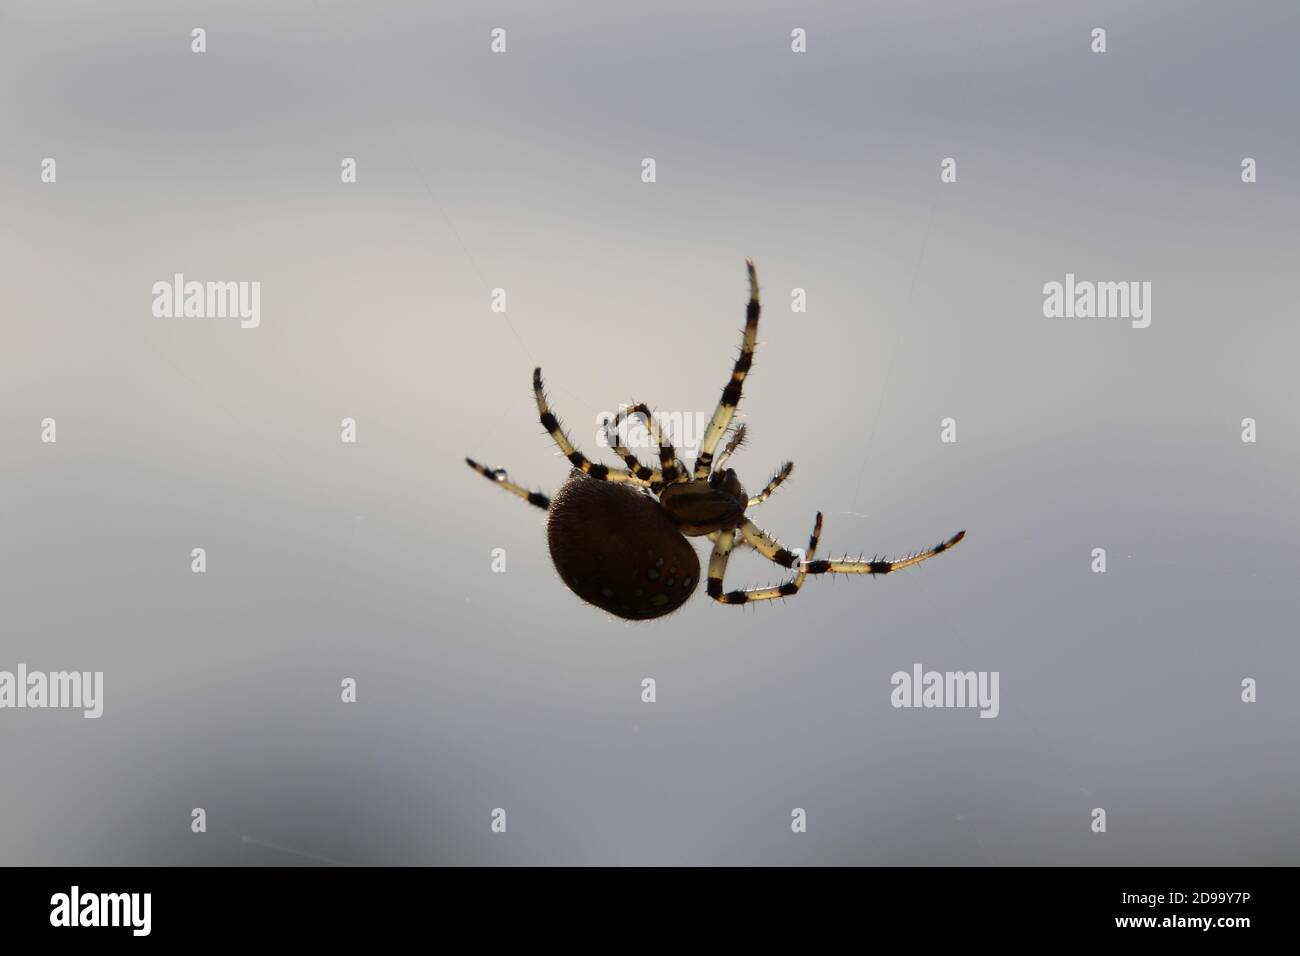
left=1, top=0, right=1297, bottom=865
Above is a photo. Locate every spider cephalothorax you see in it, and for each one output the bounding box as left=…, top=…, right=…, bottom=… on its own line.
left=466, top=261, right=965, bottom=620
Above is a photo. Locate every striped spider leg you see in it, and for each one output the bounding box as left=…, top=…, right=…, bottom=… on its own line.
left=465, top=372, right=667, bottom=508
left=602, top=403, right=687, bottom=490
left=464, top=458, right=551, bottom=511
left=747, top=460, right=794, bottom=507
left=693, top=259, right=760, bottom=479
left=465, top=371, right=670, bottom=509
left=799, top=529, right=966, bottom=579
left=532, top=367, right=653, bottom=486
left=707, top=512, right=825, bottom=604
left=711, top=423, right=748, bottom=472
left=705, top=514, right=965, bottom=606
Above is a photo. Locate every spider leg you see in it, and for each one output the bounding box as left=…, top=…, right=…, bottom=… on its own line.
left=532, top=368, right=648, bottom=485
left=747, top=461, right=793, bottom=507
left=464, top=458, right=551, bottom=510
left=694, top=260, right=760, bottom=479
left=601, top=405, right=659, bottom=483
left=800, top=527, right=966, bottom=577
left=707, top=528, right=747, bottom=548
left=603, top=402, right=687, bottom=489
left=738, top=518, right=804, bottom=568
left=706, top=513, right=824, bottom=605
left=712, top=424, right=748, bottom=472
left=704, top=524, right=737, bottom=601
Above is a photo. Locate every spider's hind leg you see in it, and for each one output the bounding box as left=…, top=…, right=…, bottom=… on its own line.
left=533, top=368, right=650, bottom=486
left=465, top=458, right=551, bottom=510
left=603, top=402, right=686, bottom=489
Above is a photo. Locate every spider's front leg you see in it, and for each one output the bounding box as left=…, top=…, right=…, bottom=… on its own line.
left=695, top=260, right=761, bottom=480
left=706, top=513, right=824, bottom=605
left=464, top=458, right=551, bottom=510
left=533, top=368, right=651, bottom=486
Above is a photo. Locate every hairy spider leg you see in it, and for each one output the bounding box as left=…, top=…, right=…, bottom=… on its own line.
left=533, top=367, right=646, bottom=485
left=747, top=461, right=794, bottom=507
left=694, top=260, right=761, bottom=479
left=712, top=424, right=748, bottom=472
left=799, top=529, right=967, bottom=578
left=706, top=512, right=824, bottom=605
left=464, top=457, right=551, bottom=510
left=603, top=402, right=687, bottom=489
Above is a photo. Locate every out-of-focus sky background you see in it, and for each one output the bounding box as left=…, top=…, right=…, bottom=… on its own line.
left=1, top=0, right=1297, bottom=864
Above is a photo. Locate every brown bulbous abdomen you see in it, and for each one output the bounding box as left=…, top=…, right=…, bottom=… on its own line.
left=546, top=472, right=701, bottom=620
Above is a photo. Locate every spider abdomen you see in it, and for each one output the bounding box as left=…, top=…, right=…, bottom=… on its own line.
left=546, top=472, right=700, bottom=620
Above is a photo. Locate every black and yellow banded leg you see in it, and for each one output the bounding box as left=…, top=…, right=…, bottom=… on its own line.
left=704, top=525, right=737, bottom=602
left=747, top=461, right=793, bottom=507
left=799, top=529, right=966, bottom=577
left=707, top=512, right=824, bottom=605
left=706, top=528, right=747, bottom=550
left=603, top=403, right=659, bottom=482
left=737, top=518, right=805, bottom=569
left=603, top=402, right=686, bottom=489
left=712, top=424, right=748, bottom=472
left=464, top=458, right=551, bottom=510
left=695, top=260, right=761, bottom=479
left=533, top=368, right=646, bottom=485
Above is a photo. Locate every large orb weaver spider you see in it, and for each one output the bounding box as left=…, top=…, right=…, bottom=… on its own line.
left=466, top=261, right=965, bottom=621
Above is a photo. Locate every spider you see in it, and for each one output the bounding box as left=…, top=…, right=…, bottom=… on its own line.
left=465, top=261, right=965, bottom=620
